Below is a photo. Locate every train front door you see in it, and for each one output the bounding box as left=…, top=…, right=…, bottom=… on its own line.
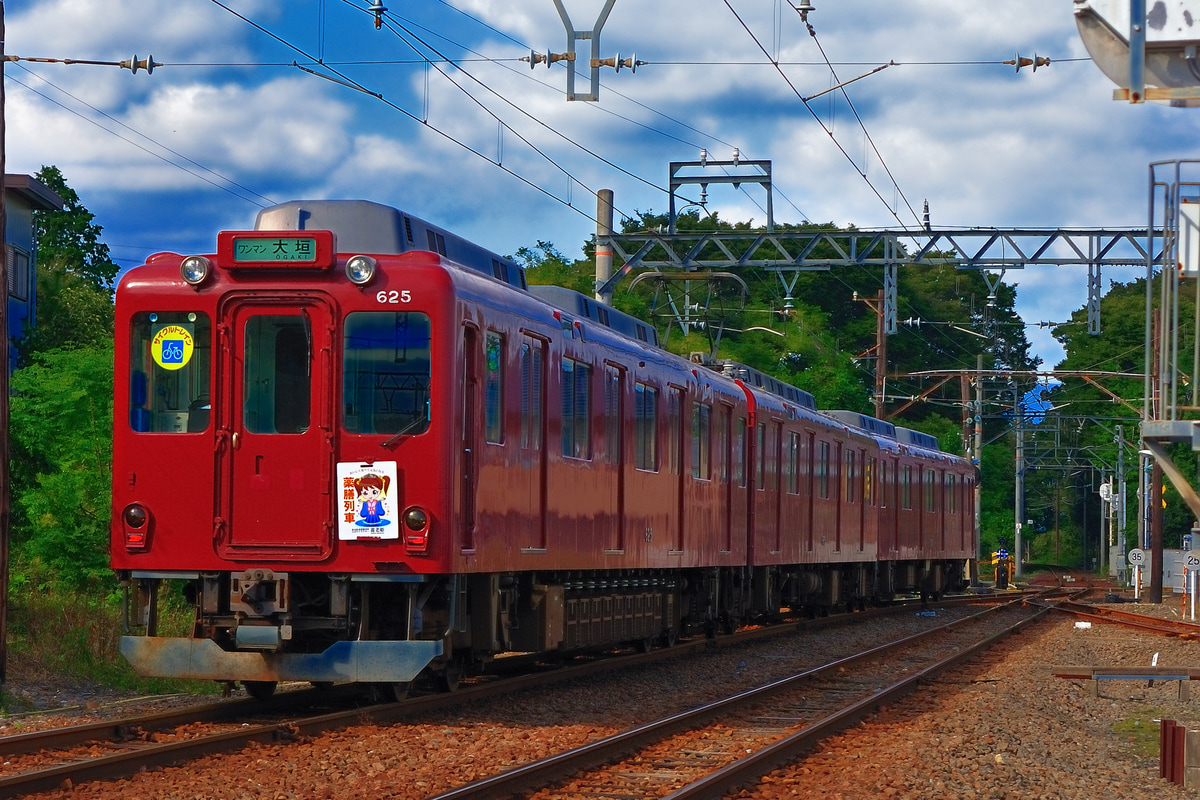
left=215, top=297, right=335, bottom=560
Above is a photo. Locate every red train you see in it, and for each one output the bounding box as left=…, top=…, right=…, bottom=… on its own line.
left=112, top=199, right=976, bottom=697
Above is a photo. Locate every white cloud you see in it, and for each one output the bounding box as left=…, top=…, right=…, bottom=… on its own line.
left=7, top=0, right=1193, bottom=367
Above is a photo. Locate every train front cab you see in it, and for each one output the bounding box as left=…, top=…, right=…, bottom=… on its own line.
left=114, top=242, right=465, bottom=690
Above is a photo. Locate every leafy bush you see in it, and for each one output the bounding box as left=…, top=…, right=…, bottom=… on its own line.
left=10, top=344, right=114, bottom=587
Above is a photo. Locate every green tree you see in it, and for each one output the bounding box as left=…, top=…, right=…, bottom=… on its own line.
left=33, top=165, right=119, bottom=294
left=9, top=345, right=115, bottom=587
left=19, top=166, right=117, bottom=359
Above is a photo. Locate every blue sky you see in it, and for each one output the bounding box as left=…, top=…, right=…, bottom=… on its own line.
left=9, top=1, right=1196, bottom=366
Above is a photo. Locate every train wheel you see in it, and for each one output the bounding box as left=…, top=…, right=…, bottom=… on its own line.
left=243, top=680, right=277, bottom=701
left=636, top=636, right=655, bottom=653
left=436, top=659, right=464, bottom=692
left=660, top=628, right=678, bottom=648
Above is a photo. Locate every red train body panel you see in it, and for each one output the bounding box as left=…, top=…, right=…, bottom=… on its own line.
left=112, top=200, right=976, bottom=692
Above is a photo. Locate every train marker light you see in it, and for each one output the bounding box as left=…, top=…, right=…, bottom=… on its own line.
left=345, top=255, right=377, bottom=285
left=123, top=504, right=150, bottom=551
left=180, top=256, right=212, bottom=286
left=403, top=506, right=430, bottom=552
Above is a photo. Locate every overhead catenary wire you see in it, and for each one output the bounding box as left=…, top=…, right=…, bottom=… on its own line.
left=207, top=0, right=604, bottom=225
left=721, top=0, right=922, bottom=231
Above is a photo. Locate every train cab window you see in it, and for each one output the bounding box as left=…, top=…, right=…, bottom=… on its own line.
left=561, top=357, right=591, bottom=459
left=485, top=332, right=504, bottom=444
left=635, top=382, right=658, bottom=471
left=342, top=311, right=431, bottom=435
left=128, top=312, right=212, bottom=433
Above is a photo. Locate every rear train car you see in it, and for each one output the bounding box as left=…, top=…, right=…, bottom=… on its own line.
left=112, top=199, right=975, bottom=695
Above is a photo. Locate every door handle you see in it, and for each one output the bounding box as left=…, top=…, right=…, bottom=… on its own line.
left=232, top=431, right=241, bottom=450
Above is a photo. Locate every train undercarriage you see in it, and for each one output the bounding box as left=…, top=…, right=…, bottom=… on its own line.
left=119, top=558, right=968, bottom=697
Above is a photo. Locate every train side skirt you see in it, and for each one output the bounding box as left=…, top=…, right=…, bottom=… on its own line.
left=119, top=636, right=443, bottom=683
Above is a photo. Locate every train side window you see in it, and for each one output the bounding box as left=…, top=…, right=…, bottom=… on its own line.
left=635, top=382, right=658, bottom=471
left=127, top=311, right=212, bottom=434
left=733, top=417, right=747, bottom=488
left=925, top=468, right=936, bottom=512
left=561, top=357, right=591, bottom=460
left=715, top=405, right=730, bottom=484
left=343, top=311, right=431, bottom=435
left=864, top=457, right=876, bottom=506
left=485, top=332, right=504, bottom=444
left=520, top=338, right=545, bottom=450
left=945, top=472, right=956, bottom=513
left=901, top=465, right=913, bottom=510
left=844, top=449, right=856, bottom=504
left=879, top=460, right=889, bottom=508
left=691, top=402, right=711, bottom=480
left=604, top=365, right=624, bottom=466
left=784, top=431, right=799, bottom=495
left=756, top=423, right=766, bottom=490
left=817, top=440, right=830, bottom=499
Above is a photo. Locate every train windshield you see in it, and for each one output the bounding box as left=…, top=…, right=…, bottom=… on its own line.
left=127, top=311, right=212, bottom=433
left=342, top=311, right=432, bottom=435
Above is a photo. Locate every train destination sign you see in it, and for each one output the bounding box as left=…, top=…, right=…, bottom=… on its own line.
left=233, top=236, right=318, bottom=262
left=216, top=229, right=337, bottom=269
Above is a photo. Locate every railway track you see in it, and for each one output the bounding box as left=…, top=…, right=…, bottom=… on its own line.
left=1045, top=599, right=1200, bottom=638
left=0, top=591, right=1038, bottom=799
left=425, top=594, right=1053, bottom=800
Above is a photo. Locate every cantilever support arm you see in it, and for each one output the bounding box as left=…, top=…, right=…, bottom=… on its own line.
left=1140, top=439, right=1200, bottom=521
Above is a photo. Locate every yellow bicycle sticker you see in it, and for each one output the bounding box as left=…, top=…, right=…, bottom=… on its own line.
left=151, top=324, right=195, bottom=370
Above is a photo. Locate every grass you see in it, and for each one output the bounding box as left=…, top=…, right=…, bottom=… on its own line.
left=3, top=579, right=219, bottom=711
left=1113, top=711, right=1166, bottom=759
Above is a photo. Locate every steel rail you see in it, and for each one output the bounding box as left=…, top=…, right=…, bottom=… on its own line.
left=662, top=602, right=1053, bottom=799
left=1043, top=599, right=1200, bottom=639
left=425, top=594, right=1050, bottom=800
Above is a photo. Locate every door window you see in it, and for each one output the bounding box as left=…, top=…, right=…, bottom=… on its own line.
left=243, top=314, right=312, bottom=434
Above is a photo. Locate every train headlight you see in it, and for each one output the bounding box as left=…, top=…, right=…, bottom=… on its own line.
left=403, top=506, right=430, bottom=553
left=180, top=256, right=212, bottom=286
left=345, top=255, right=377, bottom=286
left=122, top=503, right=152, bottom=551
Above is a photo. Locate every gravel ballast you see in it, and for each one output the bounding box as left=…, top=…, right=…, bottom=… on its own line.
left=7, top=601, right=1200, bottom=800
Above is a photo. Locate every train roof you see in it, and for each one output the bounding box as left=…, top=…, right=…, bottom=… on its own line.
left=894, top=427, right=941, bottom=451
left=690, top=354, right=817, bottom=410
left=822, top=410, right=897, bottom=439
left=528, top=285, right=660, bottom=348
left=254, top=199, right=527, bottom=291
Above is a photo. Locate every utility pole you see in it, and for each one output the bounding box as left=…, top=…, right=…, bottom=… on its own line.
left=1014, top=390, right=1025, bottom=580
left=973, top=355, right=983, bottom=582
left=595, top=189, right=614, bottom=305
left=853, top=290, right=887, bottom=419
left=0, top=0, right=9, bottom=684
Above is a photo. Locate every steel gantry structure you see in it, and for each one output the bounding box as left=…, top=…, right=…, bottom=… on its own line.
left=597, top=225, right=1162, bottom=338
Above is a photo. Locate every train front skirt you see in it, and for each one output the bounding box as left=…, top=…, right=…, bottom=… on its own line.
left=119, top=636, right=444, bottom=683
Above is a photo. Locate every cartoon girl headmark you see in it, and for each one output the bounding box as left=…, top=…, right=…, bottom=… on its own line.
left=353, top=472, right=391, bottom=526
